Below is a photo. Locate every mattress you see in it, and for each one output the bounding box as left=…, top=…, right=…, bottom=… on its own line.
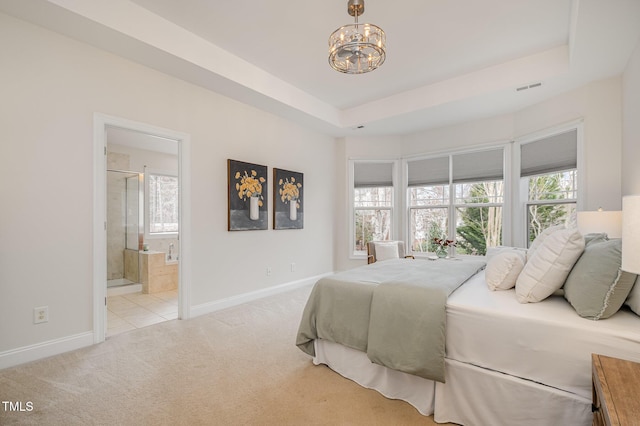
left=445, top=270, right=640, bottom=399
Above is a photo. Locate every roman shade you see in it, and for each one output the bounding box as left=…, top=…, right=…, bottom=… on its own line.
left=521, top=129, right=577, bottom=177
left=407, top=156, right=449, bottom=187
left=452, top=149, right=504, bottom=183
left=354, top=162, right=393, bottom=188
left=407, top=148, right=504, bottom=187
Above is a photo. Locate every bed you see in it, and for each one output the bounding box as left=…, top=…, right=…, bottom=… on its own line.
left=296, top=230, right=640, bottom=425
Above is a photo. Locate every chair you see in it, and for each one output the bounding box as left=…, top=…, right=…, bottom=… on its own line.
left=366, top=241, right=414, bottom=264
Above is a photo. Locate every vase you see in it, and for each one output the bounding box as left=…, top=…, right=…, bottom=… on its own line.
left=436, top=246, right=448, bottom=258
left=249, top=196, right=259, bottom=220
left=289, top=200, right=297, bottom=221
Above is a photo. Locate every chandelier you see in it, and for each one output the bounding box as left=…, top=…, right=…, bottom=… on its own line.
left=328, top=0, right=386, bottom=74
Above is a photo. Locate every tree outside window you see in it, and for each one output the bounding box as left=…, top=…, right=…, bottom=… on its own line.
left=354, top=187, right=393, bottom=252
left=526, top=170, right=577, bottom=245
left=148, top=174, right=179, bottom=234
left=454, top=181, right=503, bottom=255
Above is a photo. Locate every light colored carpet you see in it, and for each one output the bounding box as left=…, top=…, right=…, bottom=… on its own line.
left=0, top=285, right=450, bottom=425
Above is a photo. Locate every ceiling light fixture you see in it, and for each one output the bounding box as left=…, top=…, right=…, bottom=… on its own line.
left=328, top=0, right=386, bottom=74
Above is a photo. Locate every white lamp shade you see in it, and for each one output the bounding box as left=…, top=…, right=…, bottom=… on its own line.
left=577, top=210, right=622, bottom=239
left=622, top=196, right=640, bottom=274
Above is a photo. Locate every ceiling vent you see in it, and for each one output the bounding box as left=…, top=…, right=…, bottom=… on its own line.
left=516, top=82, right=542, bottom=92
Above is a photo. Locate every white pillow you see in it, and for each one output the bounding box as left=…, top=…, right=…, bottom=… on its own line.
left=486, top=246, right=528, bottom=262
left=374, top=242, right=399, bottom=262
left=516, top=227, right=585, bottom=303
left=527, top=224, right=565, bottom=261
left=486, top=250, right=527, bottom=291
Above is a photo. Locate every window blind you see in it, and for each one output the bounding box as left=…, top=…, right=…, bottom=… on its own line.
left=407, top=156, right=449, bottom=186
left=408, top=148, right=504, bottom=186
left=521, top=129, right=577, bottom=177
left=452, top=149, right=504, bottom=183
left=354, top=162, right=393, bottom=187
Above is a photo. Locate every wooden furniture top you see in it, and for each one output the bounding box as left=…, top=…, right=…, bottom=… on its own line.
left=592, top=353, right=640, bottom=425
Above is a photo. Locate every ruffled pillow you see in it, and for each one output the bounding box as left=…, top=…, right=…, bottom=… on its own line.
left=564, top=239, right=637, bottom=319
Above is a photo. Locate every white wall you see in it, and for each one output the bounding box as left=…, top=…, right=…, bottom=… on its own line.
left=336, top=77, right=624, bottom=271
left=0, top=13, right=336, bottom=357
left=515, top=77, right=622, bottom=211
left=623, top=36, right=640, bottom=196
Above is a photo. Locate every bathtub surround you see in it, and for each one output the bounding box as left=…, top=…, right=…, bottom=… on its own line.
left=140, top=251, right=178, bottom=294
left=142, top=238, right=180, bottom=261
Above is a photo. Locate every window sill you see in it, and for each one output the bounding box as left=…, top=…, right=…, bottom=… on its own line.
left=146, top=232, right=178, bottom=239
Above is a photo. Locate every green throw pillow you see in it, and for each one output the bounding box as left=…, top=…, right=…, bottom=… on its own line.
left=564, top=239, right=637, bottom=320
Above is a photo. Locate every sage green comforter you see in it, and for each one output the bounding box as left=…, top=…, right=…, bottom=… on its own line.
left=296, top=258, right=486, bottom=382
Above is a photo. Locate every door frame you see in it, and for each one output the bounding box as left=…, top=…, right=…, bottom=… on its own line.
left=93, top=113, right=192, bottom=343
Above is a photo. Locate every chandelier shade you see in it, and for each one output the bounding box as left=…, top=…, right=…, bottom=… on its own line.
left=328, top=0, right=386, bottom=74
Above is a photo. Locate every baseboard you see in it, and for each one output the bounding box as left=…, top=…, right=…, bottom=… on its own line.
left=190, top=273, right=330, bottom=318
left=0, top=332, right=94, bottom=370
left=1, top=274, right=329, bottom=370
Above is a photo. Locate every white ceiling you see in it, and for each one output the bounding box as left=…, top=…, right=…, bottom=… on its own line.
left=1, top=0, right=639, bottom=137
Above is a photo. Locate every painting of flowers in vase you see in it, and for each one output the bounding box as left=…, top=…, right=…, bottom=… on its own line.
left=227, top=159, right=268, bottom=231
left=274, top=168, right=303, bottom=230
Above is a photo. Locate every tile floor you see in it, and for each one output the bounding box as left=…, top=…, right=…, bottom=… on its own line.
left=107, top=289, right=178, bottom=337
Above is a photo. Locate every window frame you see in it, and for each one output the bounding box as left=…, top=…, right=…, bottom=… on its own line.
left=348, top=159, right=400, bottom=259
left=145, top=169, right=179, bottom=240
left=346, top=121, right=583, bottom=260
left=405, top=146, right=508, bottom=257
left=523, top=170, right=578, bottom=247
left=514, top=121, right=584, bottom=247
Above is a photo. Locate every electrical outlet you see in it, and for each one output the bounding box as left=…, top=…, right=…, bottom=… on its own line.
left=34, top=306, right=49, bottom=324
left=266, top=267, right=272, bottom=276
left=291, top=263, right=296, bottom=272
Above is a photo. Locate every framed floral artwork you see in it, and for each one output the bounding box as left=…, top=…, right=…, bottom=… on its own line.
left=227, top=159, right=268, bottom=231
left=273, top=168, right=303, bottom=230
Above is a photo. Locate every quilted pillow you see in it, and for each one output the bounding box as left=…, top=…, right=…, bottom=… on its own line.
left=374, top=242, right=399, bottom=262
left=527, top=224, right=565, bottom=261
left=486, top=250, right=526, bottom=291
left=564, top=239, right=637, bottom=319
left=516, top=227, right=585, bottom=303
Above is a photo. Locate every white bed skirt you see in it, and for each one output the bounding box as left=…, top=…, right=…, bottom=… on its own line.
left=313, top=340, right=594, bottom=425
left=313, top=339, right=436, bottom=416
left=434, top=359, right=593, bottom=426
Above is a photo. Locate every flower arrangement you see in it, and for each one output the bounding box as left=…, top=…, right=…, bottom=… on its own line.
left=433, top=237, right=456, bottom=248
left=235, top=170, right=265, bottom=206
left=279, top=177, right=302, bottom=208
left=433, top=237, right=456, bottom=258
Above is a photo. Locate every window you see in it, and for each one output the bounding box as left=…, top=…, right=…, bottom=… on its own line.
left=352, top=161, right=394, bottom=255
left=521, top=129, right=578, bottom=246
left=408, top=156, right=449, bottom=253
left=407, top=148, right=505, bottom=256
left=147, top=173, right=179, bottom=235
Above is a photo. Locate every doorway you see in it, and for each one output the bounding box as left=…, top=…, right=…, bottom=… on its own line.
left=93, top=114, right=191, bottom=343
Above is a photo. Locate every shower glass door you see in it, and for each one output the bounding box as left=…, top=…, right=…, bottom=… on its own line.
left=107, top=170, right=143, bottom=287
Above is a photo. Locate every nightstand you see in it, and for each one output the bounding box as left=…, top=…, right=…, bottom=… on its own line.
left=592, top=354, right=640, bottom=425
